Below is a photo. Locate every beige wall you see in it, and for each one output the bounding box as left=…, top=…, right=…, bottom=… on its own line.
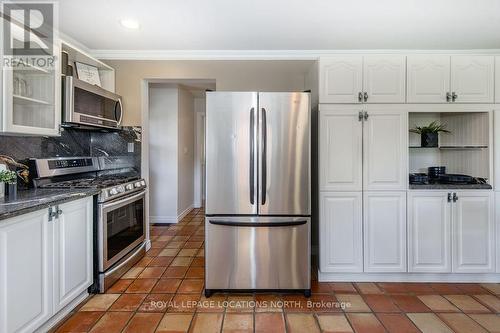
left=106, top=60, right=315, bottom=125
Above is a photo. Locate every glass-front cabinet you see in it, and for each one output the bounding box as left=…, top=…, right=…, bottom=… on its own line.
left=0, top=17, right=61, bottom=136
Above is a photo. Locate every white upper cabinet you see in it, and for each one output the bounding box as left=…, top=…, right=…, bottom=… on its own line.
left=407, top=55, right=450, bottom=103
left=363, top=107, right=407, bottom=191
left=363, top=55, right=406, bottom=103
left=496, top=56, right=500, bottom=103
left=320, top=192, right=363, bottom=273
left=319, top=105, right=363, bottom=191
left=363, top=192, right=407, bottom=272
left=451, top=56, right=495, bottom=103
left=53, top=197, right=93, bottom=312
left=452, top=191, right=494, bottom=273
left=408, top=191, right=452, bottom=273
left=319, top=56, right=363, bottom=103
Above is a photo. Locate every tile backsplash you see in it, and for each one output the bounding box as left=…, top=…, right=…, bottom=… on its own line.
left=0, top=126, right=142, bottom=173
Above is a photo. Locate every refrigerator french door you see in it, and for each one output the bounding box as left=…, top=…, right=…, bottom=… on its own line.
left=205, top=92, right=311, bottom=296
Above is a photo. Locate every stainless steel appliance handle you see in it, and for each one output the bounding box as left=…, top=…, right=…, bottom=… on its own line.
left=116, top=99, right=124, bottom=126
left=261, top=107, right=267, bottom=205
left=101, top=190, right=146, bottom=210
left=250, top=107, right=255, bottom=205
left=209, top=220, right=307, bottom=227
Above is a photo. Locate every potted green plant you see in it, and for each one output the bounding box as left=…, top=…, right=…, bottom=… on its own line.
left=0, top=169, right=17, bottom=199
left=409, top=121, right=450, bottom=147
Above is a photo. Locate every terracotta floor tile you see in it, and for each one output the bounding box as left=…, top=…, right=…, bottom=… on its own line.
left=157, top=235, right=173, bottom=242
left=80, top=294, right=120, bottom=311
left=226, top=295, right=256, bottom=312
left=173, top=236, right=190, bottom=242
left=125, top=279, right=158, bottom=294
left=417, top=295, right=460, bottom=312
left=189, top=313, right=223, bottom=333
left=163, top=266, right=189, bottom=278
left=166, top=241, right=185, bottom=249
left=391, top=295, right=430, bottom=312
left=407, top=313, right=454, bottom=333
left=184, top=241, right=203, bottom=249
left=156, top=313, right=194, bottom=333
left=444, top=295, right=491, bottom=313
left=134, top=257, right=153, bottom=267
left=145, top=248, right=162, bottom=257
left=151, top=241, right=168, bottom=248
left=255, top=294, right=283, bottom=312
left=469, top=314, right=500, bottom=333
left=336, top=294, right=371, bottom=312
left=109, top=294, right=147, bottom=311
left=346, top=313, right=386, bottom=333
left=191, top=257, right=205, bottom=267
left=107, top=279, right=134, bottom=293
left=158, top=248, right=180, bottom=257
left=149, top=256, right=175, bottom=267
left=311, top=281, right=332, bottom=294
left=437, top=313, right=488, bottom=333
left=177, top=279, right=204, bottom=294
left=138, top=266, right=166, bottom=279
left=222, top=313, right=253, bottom=333
left=169, top=294, right=201, bottom=312
left=122, top=312, right=162, bottom=333
left=89, top=311, right=133, bottom=333
left=330, top=282, right=357, bottom=293
left=190, top=236, right=205, bottom=242
left=255, top=313, right=286, bottom=333
left=185, top=267, right=204, bottom=279
left=363, top=294, right=400, bottom=313
left=197, top=294, right=227, bottom=312
left=151, top=278, right=182, bottom=293
left=286, top=313, right=320, bottom=333
left=377, top=282, right=411, bottom=294
left=283, top=294, right=312, bottom=312
left=310, top=294, right=343, bottom=313
left=376, top=313, right=420, bottom=333
left=138, top=293, right=174, bottom=312
left=355, top=283, right=384, bottom=295
left=429, top=283, right=462, bottom=294
left=122, top=266, right=144, bottom=279
left=196, top=249, right=204, bottom=257
left=481, top=283, right=500, bottom=295
left=56, top=311, right=104, bottom=332
left=171, top=256, right=193, bottom=267
left=473, top=294, right=500, bottom=312
left=316, top=313, right=353, bottom=333
left=178, top=249, right=198, bottom=257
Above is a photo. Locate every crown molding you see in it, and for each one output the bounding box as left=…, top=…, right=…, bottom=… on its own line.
left=90, top=49, right=500, bottom=61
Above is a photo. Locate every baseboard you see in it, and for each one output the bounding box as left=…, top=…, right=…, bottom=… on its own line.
left=318, top=271, right=500, bottom=283
left=177, top=204, right=194, bottom=222
left=150, top=216, right=177, bottom=224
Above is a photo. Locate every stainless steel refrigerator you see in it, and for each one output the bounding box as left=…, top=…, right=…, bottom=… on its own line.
left=205, top=92, right=311, bottom=297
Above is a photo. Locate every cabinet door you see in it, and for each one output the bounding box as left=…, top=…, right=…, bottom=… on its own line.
left=1, top=30, right=61, bottom=135
left=364, top=192, right=407, bottom=272
left=53, top=197, right=93, bottom=312
left=495, top=57, right=500, bottom=103
left=452, top=191, right=494, bottom=273
left=0, top=209, right=52, bottom=333
left=363, top=107, right=407, bottom=191
left=408, top=192, right=451, bottom=272
left=451, top=56, right=494, bottom=103
left=319, top=56, right=363, bottom=103
left=407, top=55, right=450, bottom=103
left=319, top=192, right=363, bottom=272
left=319, top=106, right=362, bottom=191
left=363, top=55, right=406, bottom=103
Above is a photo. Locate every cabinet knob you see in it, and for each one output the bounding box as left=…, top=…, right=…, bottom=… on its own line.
left=447, top=193, right=452, bottom=202
left=453, top=193, right=458, bottom=202
left=452, top=92, right=458, bottom=102
left=358, top=92, right=363, bottom=102
left=363, top=92, right=368, bottom=102
left=363, top=111, right=369, bottom=120
left=446, top=92, right=452, bottom=102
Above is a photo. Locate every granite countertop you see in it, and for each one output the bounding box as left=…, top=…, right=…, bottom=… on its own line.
left=409, top=183, right=493, bottom=190
left=0, top=188, right=100, bottom=221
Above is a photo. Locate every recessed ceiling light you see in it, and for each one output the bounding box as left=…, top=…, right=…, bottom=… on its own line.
left=120, top=19, right=140, bottom=29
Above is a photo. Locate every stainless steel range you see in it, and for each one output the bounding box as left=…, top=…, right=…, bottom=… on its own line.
left=30, top=156, right=147, bottom=293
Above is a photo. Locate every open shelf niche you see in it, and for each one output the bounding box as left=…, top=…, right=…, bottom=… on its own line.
left=408, top=111, right=492, bottom=181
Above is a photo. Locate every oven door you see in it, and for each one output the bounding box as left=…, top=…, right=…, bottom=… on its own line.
left=99, top=190, right=146, bottom=271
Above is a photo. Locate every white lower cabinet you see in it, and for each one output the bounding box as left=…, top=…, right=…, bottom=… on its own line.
left=408, top=191, right=494, bottom=273
left=320, top=192, right=363, bottom=272
left=452, top=191, right=495, bottom=273
left=363, top=192, right=407, bottom=272
left=0, top=197, right=93, bottom=333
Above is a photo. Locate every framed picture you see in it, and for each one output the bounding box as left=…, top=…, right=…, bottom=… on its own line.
left=75, top=62, right=101, bottom=86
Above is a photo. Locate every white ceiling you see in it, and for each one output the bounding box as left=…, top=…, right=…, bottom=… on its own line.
left=58, top=0, right=500, bottom=53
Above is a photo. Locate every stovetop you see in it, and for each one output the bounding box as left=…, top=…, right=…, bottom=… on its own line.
left=39, top=174, right=140, bottom=189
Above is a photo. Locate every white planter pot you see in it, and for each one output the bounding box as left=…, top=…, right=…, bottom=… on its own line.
left=0, top=182, right=4, bottom=199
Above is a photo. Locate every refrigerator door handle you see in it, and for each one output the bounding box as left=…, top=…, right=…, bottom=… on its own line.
left=250, top=107, right=255, bottom=205
left=261, top=107, right=267, bottom=205
left=208, top=220, right=307, bottom=227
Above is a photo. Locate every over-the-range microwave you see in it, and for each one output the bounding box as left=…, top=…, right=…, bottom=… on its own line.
left=62, top=76, right=123, bottom=129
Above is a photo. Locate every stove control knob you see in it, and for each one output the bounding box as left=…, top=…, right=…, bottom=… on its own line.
left=117, top=185, right=125, bottom=193
left=140, top=180, right=146, bottom=186
left=126, top=184, right=134, bottom=191
left=109, top=188, right=118, bottom=196
left=134, top=181, right=142, bottom=188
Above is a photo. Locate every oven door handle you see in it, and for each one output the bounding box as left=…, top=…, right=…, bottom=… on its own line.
left=101, top=190, right=146, bottom=210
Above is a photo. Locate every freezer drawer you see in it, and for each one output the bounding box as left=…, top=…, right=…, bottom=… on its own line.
left=205, top=216, right=310, bottom=291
